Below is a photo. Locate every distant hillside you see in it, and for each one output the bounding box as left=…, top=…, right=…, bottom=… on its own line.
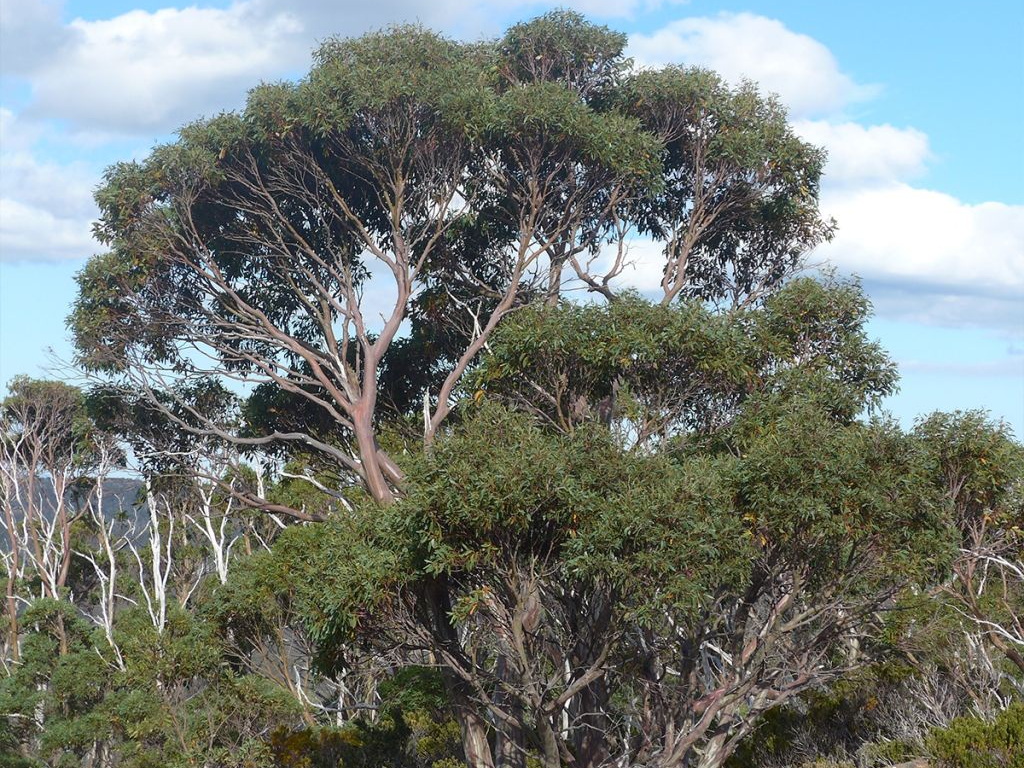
left=3, top=476, right=146, bottom=521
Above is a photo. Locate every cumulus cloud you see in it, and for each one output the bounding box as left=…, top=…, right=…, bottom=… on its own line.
left=819, top=186, right=1023, bottom=292
left=816, top=185, right=1024, bottom=331
left=866, top=284, right=1024, bottom=338
left=10, top=0, right=678, bottom=138
left=23, top=5, right=308, bottom=135
left=627, top=13, right=876, bottom=118
left=7, top=0, right=696, bottom=139
left=247, top=0, right=491, bottom=37
left=0, top=108, right=39, bottom=151
left=0, top=109, right=98, bottom=262
left=0, top=0, right=74, bottom=76
left=793, top=121, right=931, bottom=187
left=0, top=198, right=95, bottom=262
left=792, top=117, right=1023, bottom=332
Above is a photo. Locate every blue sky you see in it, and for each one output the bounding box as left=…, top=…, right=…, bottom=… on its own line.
left=1, top=0, right=1022, bottom=434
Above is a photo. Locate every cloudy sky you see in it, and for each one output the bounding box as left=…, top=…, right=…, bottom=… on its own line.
left=1, top=0, right=1022, bottom=433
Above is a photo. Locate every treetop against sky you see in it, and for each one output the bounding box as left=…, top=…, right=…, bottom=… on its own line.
left=0, top=0, right=1021, bottom=432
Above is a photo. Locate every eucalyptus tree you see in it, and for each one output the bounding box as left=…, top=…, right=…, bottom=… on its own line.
left=0, top=377, right=116, bottom=660
left=69, top=11, right=847, bottom=767
left=71, top=12, right=829, bottom=514
left=270, top=279, right=961, bottom=768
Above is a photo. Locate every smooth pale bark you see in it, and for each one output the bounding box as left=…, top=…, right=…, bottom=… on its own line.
left=456, top=700, right=496, bottom=768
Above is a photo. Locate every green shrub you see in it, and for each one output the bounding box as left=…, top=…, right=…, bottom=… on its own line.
left=928, top=703, right=1024, bottom=768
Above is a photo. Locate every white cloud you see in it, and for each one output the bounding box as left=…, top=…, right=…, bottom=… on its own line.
left=627, top=13, right=876, bottom=118
left=816, top=184, right=1024, bottom=331
left=867, top=286, right=1023, bottom=338
left=1, top=111, right=95, bottom=216
left=0, top=0, right=73, bottom=75
left=1, top=150, right=94, bottom=221
left=818, top=185, right=1024, bottom=293
left=0, top=198, right=95, bottom=262
left=0, top=109, right=98, bottom=262
left=11, top=0, right=691, bottom=138
left=0, top=108, right=39, bottom=151
left=794, top=121, right=931, bottom=187
left=247, top=0, right=491, bottom=37
left=12, top=0, right=587, bottom=137
left=24, top=5, right=307, bottom=135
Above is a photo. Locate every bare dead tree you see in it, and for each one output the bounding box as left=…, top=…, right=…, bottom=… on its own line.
left=74, top=438, right=132, bottom=670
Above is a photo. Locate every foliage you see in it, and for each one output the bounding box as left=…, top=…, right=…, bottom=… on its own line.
left=0, top=599, right=303, bottom=768
left=476, top=276, right=897, bottom=439
left=269, top=668, right=463, bottom=767
left=612, top=66, right=834, bottom=305
left=928, top=703, right=1024, bottom=768
left=261, top=285, right=961, bottom=767
left=69, top=11, right=827, bottom=508
left=1, top=377, right=98, bottom=470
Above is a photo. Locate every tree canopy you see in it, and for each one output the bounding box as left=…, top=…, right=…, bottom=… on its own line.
left=71, top=11, right=831, bottom=510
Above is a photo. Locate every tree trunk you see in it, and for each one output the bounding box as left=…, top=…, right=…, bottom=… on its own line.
left=352, top=407, right=394, bottom=504
left=536, top=712, right=562, bottom=768
left=695, top=732, right=729, bottom=768
left=492, top=655, right=526, bottom=768
left=424, top=576, right=496, bottom=768
left=571, top=679, right=612, bottom=768
left=2, top=501, right=21, bottom=663
left=4, top=579, right=18, bottom=663
left=455, top=699, right=497, bottom=768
